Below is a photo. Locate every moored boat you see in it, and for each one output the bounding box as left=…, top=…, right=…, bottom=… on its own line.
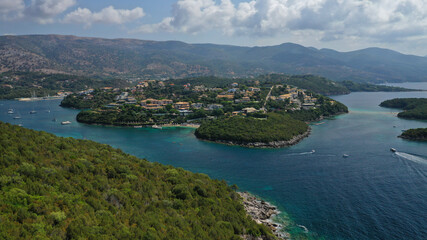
left=61, top=121, right=71, bottom=125
left=152, top=125, right=162, bottom=129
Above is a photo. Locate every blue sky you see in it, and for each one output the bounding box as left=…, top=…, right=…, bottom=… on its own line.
left=1, top=0, right=427, bottom=56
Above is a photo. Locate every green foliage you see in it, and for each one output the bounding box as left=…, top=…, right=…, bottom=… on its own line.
left=0, top=122, right=276, bottom=240
left=258, top=74, right=350, bottom=96
left=380, top=98, right=427, bottom=120
left=0, top=72, right=128, bottom=99
left=340, top=81, right=416, bottom=92
left=60, top=90, right=117, bottom=109
left=400, top=128, right=427, bottom=141
left=288, top=98, right=348, bottom=121
left=195, top=113, right=308, bottom=143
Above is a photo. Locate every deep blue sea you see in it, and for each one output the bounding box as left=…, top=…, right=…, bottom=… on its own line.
left=1, top=83, right=427, bottom=240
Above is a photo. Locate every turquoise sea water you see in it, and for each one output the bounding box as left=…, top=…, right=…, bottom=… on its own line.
left=1, top=85, right=427, bottom=240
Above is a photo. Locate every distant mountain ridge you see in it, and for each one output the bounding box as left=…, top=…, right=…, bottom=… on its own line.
left=1, top=34, right=427, bottom=83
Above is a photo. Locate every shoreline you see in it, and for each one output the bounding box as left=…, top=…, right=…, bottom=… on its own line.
left=238, top=192, right=289, bottom=240
left=197, top=128, right=311, bottom=148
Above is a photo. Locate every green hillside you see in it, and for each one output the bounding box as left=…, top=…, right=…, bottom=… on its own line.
left=0, top=122, right=275, bottom=240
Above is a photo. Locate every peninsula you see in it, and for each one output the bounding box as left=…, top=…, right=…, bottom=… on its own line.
left=60, top=75, right=348, bottom=148
left=379, top=98, right=427, bottom=120
left=399, top=128, right=427, bottom=141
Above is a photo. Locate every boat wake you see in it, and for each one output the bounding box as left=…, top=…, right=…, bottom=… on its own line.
left=284, top=151, right=315, bottom=156
left=395, top=152, right=427, bottom=165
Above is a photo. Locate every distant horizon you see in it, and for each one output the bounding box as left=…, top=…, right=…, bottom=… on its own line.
left=3, top=33, right=425, bottom=58
left=2, top=0, right=427, bottom=56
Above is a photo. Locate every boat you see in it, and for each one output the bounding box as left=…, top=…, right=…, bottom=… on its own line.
left=390, top=148, right=397, bottom=152
left=13, top=116, right=22, bottom=119
left=343, top=154, right=350, bottom=158
left=152, top=125, right=162, bottom=129
left=61, top=121, right=71, bottom=125
left=29, top=110, right=37, bottom=114
left=7, top=109, right=14, bottom=114
left=134, top=126, right=143, bottom=128
left=311, top=150, right=316, bottom=153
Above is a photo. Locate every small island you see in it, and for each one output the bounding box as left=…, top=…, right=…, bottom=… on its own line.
left=399, top=128, right=427, bottom=141
left=380, top=98, right=427, bottom=141
left=380, top=98, right=427, bottom=120
left=195, top=113, right=310, bottom=148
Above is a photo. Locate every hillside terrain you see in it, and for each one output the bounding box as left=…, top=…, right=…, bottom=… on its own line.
left=0, top=122, right=276, bottom=240
left=1, top=35, right=427, bottom=83
left=0, top=72, right=129, bottom=99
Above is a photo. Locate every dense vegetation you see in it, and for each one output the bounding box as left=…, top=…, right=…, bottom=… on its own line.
left=288, top=98, right=349, bottom=121
left=0, top=72, right=128, bottom=99
left=259, top=74, right=350, bottom=96
left=380, top=98, right=427, bottom=120
left=170, top=74, right=415, bottom=96
left=400, top=128, right=427, bottom=141
left=0, top=122, right=277, bottom=240
left=340, top=81, right=416, bottom=92
left=60, top=90, right=117, bottom=109
left=195, top=113, right=308, bottom=144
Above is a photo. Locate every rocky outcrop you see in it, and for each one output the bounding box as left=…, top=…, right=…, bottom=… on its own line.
left=239, top=192, right=290, bottom=240
left=205, top=128, right=311, bottom=148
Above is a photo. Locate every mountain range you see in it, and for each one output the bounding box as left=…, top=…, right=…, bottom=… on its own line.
left=1, top=34, right=427, bottom=83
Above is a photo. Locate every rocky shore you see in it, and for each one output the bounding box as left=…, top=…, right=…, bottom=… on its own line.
left=201, top=128, right=311, bottom=148
left=238, top=192, right=290, bottom=240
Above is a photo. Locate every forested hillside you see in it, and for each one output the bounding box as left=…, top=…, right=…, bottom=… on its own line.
left=2, top=35, right=427, bottom=83
left=0, top=122, right=275, bottom=240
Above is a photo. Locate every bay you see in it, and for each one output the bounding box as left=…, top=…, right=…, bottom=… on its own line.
left=1, top=84, right=427, bottom=240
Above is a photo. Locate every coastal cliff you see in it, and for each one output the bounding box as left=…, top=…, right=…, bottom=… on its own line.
left=239, top=192, right=289, bottom=240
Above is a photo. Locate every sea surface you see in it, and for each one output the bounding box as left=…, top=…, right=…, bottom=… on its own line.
left=1, top=83, right=427, bottom=240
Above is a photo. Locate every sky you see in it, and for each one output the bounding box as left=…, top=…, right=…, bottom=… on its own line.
left=1, top=0, right=427, bottom=56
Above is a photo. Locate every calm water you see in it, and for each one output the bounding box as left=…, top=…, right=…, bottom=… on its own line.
left=1, top=85, right=427, bottom=240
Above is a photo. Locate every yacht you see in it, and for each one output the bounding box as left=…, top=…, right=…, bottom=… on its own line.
left=390, top=148, right=397, bottom=152
left=29, top=110, right=37, bottom=114
left=13, top=116, right=22, bottom=119
left=7, top=109, right=14, bottom=114
left=61, top=121, right=71, bottom=125
left=343, top=154, right=350, bottom=158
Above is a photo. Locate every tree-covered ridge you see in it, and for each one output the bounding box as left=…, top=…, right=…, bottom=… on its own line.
left=340, top=81, right=417, bottom=92
left=0, top=122, right=276, bottom=240
left=195, top=113, right=308, bottom=144
left=380, top=98, right=427, bottom=120
left=0, top=72, right=129, bottom=100
left=400, top=128, right=427, bottom=141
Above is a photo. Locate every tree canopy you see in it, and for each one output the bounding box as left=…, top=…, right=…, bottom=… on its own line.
left=0, top=122, right=275, bottom=240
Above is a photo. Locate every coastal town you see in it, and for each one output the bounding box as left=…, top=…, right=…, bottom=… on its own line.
left=63, top=78, right=328, bottom=128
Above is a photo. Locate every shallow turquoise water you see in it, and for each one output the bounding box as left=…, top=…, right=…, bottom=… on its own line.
left=1, top=85, right=427, bottom=240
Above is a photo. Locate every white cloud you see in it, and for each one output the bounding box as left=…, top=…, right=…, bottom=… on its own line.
left=136, top=0, right=427, bottom=43
left=0, top=0, right=25, bottom=19
left=0, top=0, right=75, bottom=23
left=26, top=0, right=76, bottom=24
left=63, top=6, right=145, bottom=27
